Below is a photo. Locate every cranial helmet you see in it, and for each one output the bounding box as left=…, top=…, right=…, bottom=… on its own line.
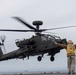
left=67, top=40, right=73, bottom=44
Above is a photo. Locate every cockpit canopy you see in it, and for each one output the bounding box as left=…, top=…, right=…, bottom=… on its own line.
left=41, top=34, right=61, bottom=41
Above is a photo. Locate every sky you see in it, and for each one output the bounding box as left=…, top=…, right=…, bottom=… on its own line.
left=0, top=0, right=76, bottom=73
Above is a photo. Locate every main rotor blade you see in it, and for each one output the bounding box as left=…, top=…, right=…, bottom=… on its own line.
left=0, top=29, right=35, bottom=32
left=40, top=25, right=76, bottom=31
left=12, top=17, right=37, bottom=30
left=43, top=31, right=57, bottom=34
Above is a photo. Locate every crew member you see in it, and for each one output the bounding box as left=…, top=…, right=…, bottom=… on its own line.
left=55, top=40, right=76, bottom=74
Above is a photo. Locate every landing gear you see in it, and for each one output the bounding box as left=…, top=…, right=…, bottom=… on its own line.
left=50, top=56, right=55, bottom=61
left=37, top=56, right=42, bottom=61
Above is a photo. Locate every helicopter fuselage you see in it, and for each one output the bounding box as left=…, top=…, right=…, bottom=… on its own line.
left=12, top=34, right=67, bottom=61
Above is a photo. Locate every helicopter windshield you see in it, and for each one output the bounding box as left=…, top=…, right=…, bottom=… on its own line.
left=41, top=35, right=47, bottom=41
left=48, top=36, right=54, bottom=40
left=41, top=34, right=54, bottom=41
left=41, top=34, right=61, bottom=42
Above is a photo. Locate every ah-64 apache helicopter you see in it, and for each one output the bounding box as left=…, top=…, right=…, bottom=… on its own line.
left=0, top=17, right=76, bottom=62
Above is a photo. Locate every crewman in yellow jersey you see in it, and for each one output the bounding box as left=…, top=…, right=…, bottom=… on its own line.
left=55, top=40, right=76, bottom=74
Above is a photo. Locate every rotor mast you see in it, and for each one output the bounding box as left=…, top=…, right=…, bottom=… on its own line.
left=33, top=21, right=43, bottom=35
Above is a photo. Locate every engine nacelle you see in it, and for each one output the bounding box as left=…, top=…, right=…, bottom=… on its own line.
left=15, top=39, right=35, bottom=48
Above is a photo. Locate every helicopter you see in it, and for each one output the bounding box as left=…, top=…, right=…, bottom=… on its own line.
left=0, top=17, right=76, bottom=62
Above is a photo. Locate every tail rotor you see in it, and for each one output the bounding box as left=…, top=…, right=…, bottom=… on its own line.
left=0, top=35, right=6, bottom=53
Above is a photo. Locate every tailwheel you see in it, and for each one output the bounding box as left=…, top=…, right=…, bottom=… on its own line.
left=50, top=56, right=55, bottom=62
left=37, top=56, right=42, bottom=61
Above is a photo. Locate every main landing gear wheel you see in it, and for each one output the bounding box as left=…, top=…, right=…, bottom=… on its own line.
left=37, top=56, right=42, bottom=61
left=50, top=56, right=54, bottom=61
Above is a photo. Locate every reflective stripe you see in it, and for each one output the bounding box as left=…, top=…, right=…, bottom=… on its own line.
left=66, top=45, right=75, bottom=56
left=67, top=53, right=75, bottom=57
